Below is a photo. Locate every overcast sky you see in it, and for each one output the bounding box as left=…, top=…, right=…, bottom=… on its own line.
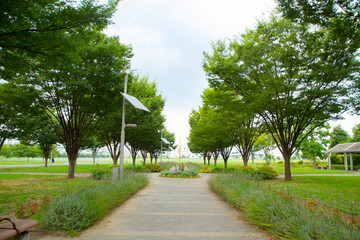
left=104, top=0, right=360, bottom=146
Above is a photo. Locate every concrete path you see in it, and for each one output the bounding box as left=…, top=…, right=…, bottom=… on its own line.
left=32, top=173, right=270, bottom=240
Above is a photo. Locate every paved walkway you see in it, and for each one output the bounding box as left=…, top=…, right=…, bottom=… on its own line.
left=32, top=173, right=269, bottom=240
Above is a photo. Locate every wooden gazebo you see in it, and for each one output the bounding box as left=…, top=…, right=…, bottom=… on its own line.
left=327, top=142, right=360, bottom=171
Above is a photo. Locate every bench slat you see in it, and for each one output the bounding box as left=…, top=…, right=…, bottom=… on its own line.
left=0, top=219, right=38, bottom=240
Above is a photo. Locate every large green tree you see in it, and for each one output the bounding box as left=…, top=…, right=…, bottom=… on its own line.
left=300, top=124, right=331, bottom=168
left=125, top=76, right=165, bottom=167
left=0, top=0, right=119, bottom=79
left=330, top=125, right=350, bottom=148
left=352, top=123, right=360, bottom=142
left=203, top=16, right=359, bottom=180
left=17, top=34, right=132, bottom=178
left=0, top=83, right=38, bottom=151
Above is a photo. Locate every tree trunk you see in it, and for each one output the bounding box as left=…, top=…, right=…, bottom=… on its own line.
left=203, top=153, right=206, bottom=165
left=68, top=159, right=76, bottom=178
left=141, top=150, right=148, bottom=165
left=207, top=152, right=211, bottom=165
left=67, top=148, right=79, bottom=178
left=0, top=138, right=5, bottom=152
left=150, top=155, right=153, bottom=164
left=241, top=153, right=250, bottom=167
left=283, top=153, right=292, bottom=181
left=92, top=149, right=97, bottom=165
left=212, top=151, right=219, bottom=167
left=313, top=152, right=317, bottom=168
left=43, top=147, right=50, bottom=168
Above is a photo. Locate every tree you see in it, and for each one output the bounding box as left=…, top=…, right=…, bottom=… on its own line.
left=276, top=0, right=360, bottom=116
left=276, top=0, right=360, bottom=35
left=203, top=16, right=359, bottom=180
left=352, top=123, right=360, bottom=142
left=0, top=145, right=11, bottom=158
left=330, top=125, right=350, bottom=148
left=20, top=118, right=60, bottom=167
left=0, top=83, right=38, bottom=152
left=81, top=135, right=105, bottom=165
left=17, top=33, right=132, bottom=178
left=125, top=76, right=165, bottom=168
left=0, top=0, right=119, bottom=80
left=255, top=133, right=276, bottom=164
left=300, top=124, right=331, bottom=168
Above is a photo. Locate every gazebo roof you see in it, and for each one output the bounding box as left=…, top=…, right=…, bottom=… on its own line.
left=328, top=142, right=360, bottom=153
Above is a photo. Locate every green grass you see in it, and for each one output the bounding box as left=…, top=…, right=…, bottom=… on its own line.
left=272, top=166, right=351, bottom=175
left=209, top=173, right=360, bottom=239
left=0, top=164, right=114, bottom=173
left=264, top=176, right=360, bottom=214
left=0, top=174, right=80, bottom=214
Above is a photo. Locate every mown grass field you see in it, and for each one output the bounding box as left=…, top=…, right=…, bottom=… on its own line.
left=265, top=176, right=360, bottom=214
left=0, top=174, right=84, bottom=214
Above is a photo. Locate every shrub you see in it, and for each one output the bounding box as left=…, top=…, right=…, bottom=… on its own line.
left=256, top=166, right=278, bottom=180
left=159, top=161, right=175, bottom=171
left=239, top=166, right=257, bottom=176
left=40, top=174, right=148, bottom=233
left=90, top=168, right=111, bottom=180
left=211, top=166, right=224, bottom=173
left=144, top=164, right=162, bottom=172
left=160, top=169, right=199, bottom=178
left=298, top=160, right=304, bottom=165
left=199, top=166, right=211, bottom=173
left=124, top=165, right=146, bottom=172
left=185, top=162, right=202, bottom=171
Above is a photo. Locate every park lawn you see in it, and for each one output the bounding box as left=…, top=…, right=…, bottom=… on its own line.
left=0, top=164, right=114, bottom=174
left=272, top=166, right=351, bottom=174
left=0, top=174, right=84, bottom=214
left=264, top=176, right=360, bottom=215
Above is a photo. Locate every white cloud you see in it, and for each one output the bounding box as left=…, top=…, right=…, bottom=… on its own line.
left=102, top=0, right=278, bottom=143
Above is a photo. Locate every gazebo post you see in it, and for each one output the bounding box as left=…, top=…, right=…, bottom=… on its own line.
left=350, top=153, right=353, bottom=171
left=344, top=153, right=348, bottom=171
left=328, top=153, right=331, bottom=170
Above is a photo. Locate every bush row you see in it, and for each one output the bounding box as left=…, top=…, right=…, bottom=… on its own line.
left=160, top=169, right=199, bottom=177
left=209, top=172, right=359, bottom=239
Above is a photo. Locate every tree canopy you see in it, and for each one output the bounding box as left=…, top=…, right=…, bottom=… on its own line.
left=203, top=15, right=359, bottom=180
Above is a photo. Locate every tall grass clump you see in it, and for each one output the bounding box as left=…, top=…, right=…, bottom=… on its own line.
left=39, top=173, right=148, bottom=234
left=209, top=172, right=360, bottom=239
left=159, top=161, right=175, bottom=171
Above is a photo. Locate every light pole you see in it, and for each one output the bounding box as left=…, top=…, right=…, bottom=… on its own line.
left=159, top=130, right=164, bottom=163
left=113, top=67, right=150, bottom=181
left=119, top=68, right=131, bottom=179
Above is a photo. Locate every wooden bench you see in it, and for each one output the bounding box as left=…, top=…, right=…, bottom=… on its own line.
left=0, top=218, right=38, bottom=240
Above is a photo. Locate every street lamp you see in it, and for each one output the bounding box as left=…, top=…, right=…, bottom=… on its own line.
left=114, top=67, right=150, bottom=180
left=159, top=130, right=164, bottom=163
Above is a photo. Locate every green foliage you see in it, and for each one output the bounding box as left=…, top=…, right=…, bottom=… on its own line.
left=159, top=161, right=175, bottom=171
left=40, top=174, right=148, bottom=233
left=184, top=162, right=202, bottom=171
left=330, top=125, right=350, bottom=148
left=209, top=173, right=360, bottom=239
left=160, top=169, right=199, bottom=178
left=256, top=166, right=278, bottom=180
left=124, top=164, right=146, bottom=172
left=90, top=168, right=111, bottom=180
left=203, top=15, right=359, bottom=180
left=144, top=164, right=161, bottom=172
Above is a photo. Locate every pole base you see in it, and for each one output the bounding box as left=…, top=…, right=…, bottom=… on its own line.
left=112, top=167, right=120, bottom=182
